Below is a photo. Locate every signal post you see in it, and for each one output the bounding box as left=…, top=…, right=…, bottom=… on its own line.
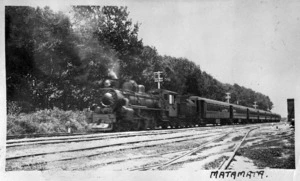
left=154, top=71, right=163, bottom=89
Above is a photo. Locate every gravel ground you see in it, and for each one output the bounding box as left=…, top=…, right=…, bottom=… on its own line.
left=230, top=123, right=295, bottom=169
left=6, top=126, right=231, bottom=170
left=6, top=123, right=294, bottom=171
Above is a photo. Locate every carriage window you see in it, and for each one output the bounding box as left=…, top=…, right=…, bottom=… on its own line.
left=221, top=106, right=229, bottom=112
left=236, top=108, right=246, bottom=113
left=207, top=104, right=219, bottom=111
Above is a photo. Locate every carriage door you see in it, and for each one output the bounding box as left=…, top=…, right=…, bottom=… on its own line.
left=168, top=94, right=178, bottom=117
left=200, top=100, right=206, bottom=119
left=229, top=105, right=233, bottom=119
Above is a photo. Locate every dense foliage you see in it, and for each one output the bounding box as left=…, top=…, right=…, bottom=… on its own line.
left=7, top=108, right=88, bottom=135
left=6, top=6, right=273, bottom=114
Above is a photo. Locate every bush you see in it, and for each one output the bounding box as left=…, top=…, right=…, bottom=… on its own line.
left=7, top=101, right=21, bottom=115
left=7, top=101, right=35, bottom=115
left=7, top=107, right=90, bottom=136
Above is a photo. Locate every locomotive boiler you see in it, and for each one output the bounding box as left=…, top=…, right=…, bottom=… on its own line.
left=87, top=79, right=164, bottom=131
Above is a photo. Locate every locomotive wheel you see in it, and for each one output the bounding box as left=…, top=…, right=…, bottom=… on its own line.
left=143, top=119, right=151, bottom=130
left=120, top=122, right=131, bottom=131
left=170, top=123, right=175, bottom=129
left=113, top=123, right=121, bottom=132
left=132, top=121, right=141, bottom=131
left=180, top=123, right=185, bottom=128
left=149, top=118, right=156, bottom=130
left=161, top=123, right=168, bottom=129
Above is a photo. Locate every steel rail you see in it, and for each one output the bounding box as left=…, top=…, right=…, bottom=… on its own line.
left=6, top=131, right=175, bottom=148
left=218, top=127, right=259, bottom=170
left=7, top=125, right=259, bottom=161
left=6, top=126, right=208, bottom=144
left=6, top=132, right=220, bottom=160
left=18, top=133, right=224, bottom=170
left=6, top=125, right=265, bottom=172
left=7, top=123, right=264, bottom=143
left=130, top=132, right=231, bottom=171
left=7, top=124, right=252, bottom=146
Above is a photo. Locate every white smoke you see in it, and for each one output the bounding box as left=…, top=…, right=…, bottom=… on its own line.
left=108, top=69, right=118, bottom=79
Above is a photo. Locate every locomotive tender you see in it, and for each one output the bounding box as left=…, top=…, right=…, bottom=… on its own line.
left=86, top=79, right=281, bottom=132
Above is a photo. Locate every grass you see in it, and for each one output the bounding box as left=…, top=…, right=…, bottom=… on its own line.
left=7, top=107, right=91, bottom=136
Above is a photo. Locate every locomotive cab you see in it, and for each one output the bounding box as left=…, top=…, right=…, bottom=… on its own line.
left=162, top=92, right=177, bottom=117
left=148, top=89, right=179, bottom=118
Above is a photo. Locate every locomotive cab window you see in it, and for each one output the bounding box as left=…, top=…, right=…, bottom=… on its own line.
left=169, top=94, right=175, bottom=105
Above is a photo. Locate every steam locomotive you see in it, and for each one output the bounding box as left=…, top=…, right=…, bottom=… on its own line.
left=86, top=79, right=281, bottom=132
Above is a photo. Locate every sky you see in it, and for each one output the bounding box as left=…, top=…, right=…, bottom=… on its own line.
left=3, top=0, right=300, bottom=116
left=126, top=0, right=300, bottom=116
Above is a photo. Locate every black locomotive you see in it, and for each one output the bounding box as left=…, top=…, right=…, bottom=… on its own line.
left=86, top=79, right=281, bottom=131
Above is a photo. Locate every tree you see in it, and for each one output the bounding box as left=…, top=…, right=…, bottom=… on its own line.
left=72, top=6, right=144, bottom=81
left=6, top=6, right=82, bottom=110
left=6, top=6, right=36, bottom=102
left=6, top=6, right=274, bottom=112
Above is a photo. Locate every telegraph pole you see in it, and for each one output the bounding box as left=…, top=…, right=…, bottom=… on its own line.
left=254, top=101, right=258, bottom=109
left=225, top=92, right=231, bottom=103
left=154, top=71, right=163, bottom=89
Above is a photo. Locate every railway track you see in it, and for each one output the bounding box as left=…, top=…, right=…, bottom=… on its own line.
left=7, top=130, right=179, bottom=148
left=130, top=133, right=230, bottom=171
left=6, top=124, right=264, bottom=171
left=6, top=126, right=208, bottom=140
left=6, top=132, right=88, bottom=140
left=218, top=127, right=258, bottom=170
left=128, top=126, right=258, bottom=171
left=7, top=132, right=225, bottom=170
left=74, top=126, right=262, bottom=171
left=7, top=124, right=255, bottom=147
left=7, top=132, right=218, bottom=160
